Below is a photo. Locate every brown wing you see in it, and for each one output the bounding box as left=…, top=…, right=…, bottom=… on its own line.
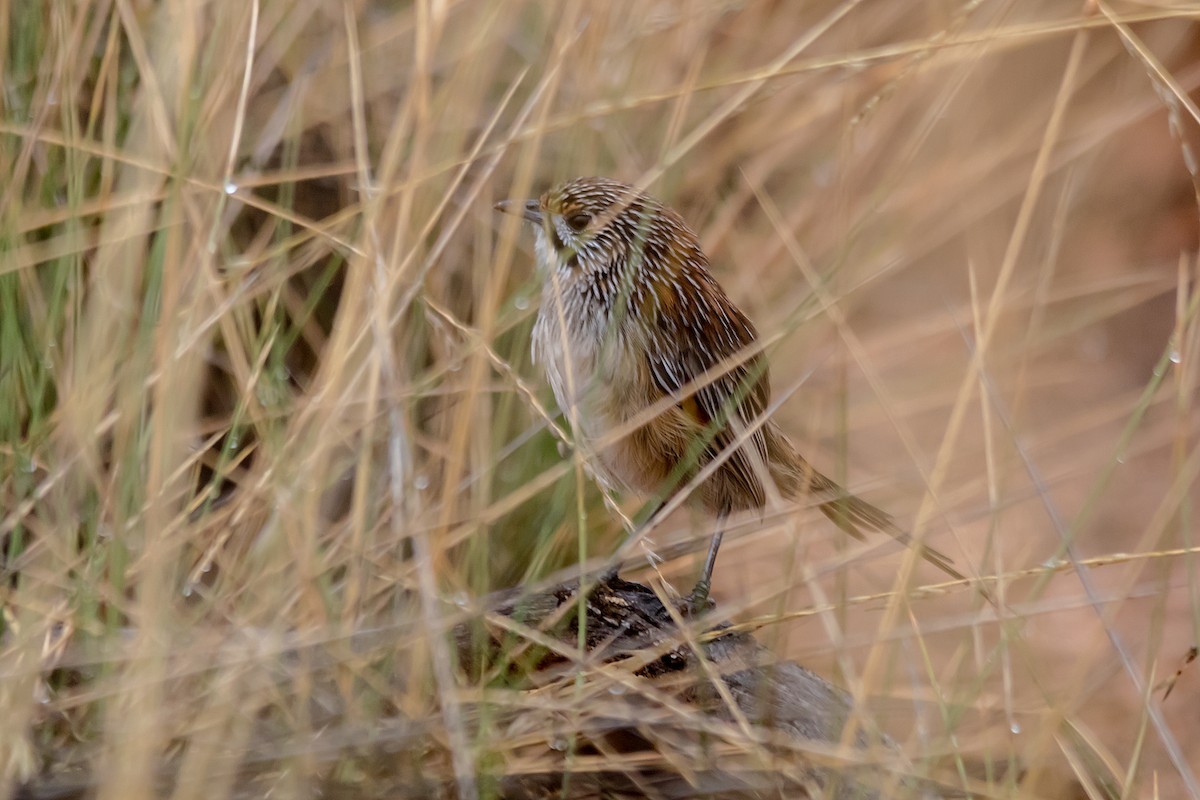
left=642, top=263, right=972, bottom=589
left=644, top=266, right=772, bottom=514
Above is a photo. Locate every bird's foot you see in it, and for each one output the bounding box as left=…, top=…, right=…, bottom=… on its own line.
left=681, top=576, right=714, bottom=617
left=589, top=565, right=622, bottom=590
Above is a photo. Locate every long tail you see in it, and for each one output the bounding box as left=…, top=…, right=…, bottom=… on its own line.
left=764, top=425, right=980, bottom=590
left=822, top=489, right=999, bottom=609
left=813, top=474, right=967, bottom=583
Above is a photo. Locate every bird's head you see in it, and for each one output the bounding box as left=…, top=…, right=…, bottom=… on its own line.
left=495, top=177, right=696, bottom=279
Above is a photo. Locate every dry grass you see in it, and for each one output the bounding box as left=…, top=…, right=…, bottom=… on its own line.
left=2, top=1, right=1199, bottom=798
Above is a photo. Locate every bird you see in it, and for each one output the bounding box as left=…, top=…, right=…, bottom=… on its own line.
left=495, top=176, right=964, bottom=607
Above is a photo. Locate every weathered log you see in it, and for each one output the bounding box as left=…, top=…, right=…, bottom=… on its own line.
left=457, top=576, right=944, bottom=800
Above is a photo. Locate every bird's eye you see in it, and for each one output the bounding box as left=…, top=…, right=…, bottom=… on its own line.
left=565, top=212, right=591, bottom=232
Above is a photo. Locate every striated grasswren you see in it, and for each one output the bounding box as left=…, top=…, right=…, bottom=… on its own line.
left=496, top=177, right=961, bottom=604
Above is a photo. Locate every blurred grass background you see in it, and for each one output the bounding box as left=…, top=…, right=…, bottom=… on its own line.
left=1, top=1, right=1198, bottom=797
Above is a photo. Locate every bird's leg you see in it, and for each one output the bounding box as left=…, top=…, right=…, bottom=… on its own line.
left=686, top=511, right=728, bottom=612
left=599, top=495, right=669, bottom=585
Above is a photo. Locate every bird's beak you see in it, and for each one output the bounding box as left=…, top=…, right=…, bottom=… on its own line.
left=494, top=198, right=543, bottom=225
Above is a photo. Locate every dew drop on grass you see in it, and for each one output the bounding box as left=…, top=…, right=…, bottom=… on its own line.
left=1169, top=349, right=1182, bottom=364
left=550, top=737, right=568, bottom=751
left=1010, top=722, right=1022, bottom=735
left=414, top=473, right=430, bottom=490
left=223, top=180, right=238, bottom=195
left=514, top=296, right=530, bottom=311
left=811, top=159, right=835, bottom=187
